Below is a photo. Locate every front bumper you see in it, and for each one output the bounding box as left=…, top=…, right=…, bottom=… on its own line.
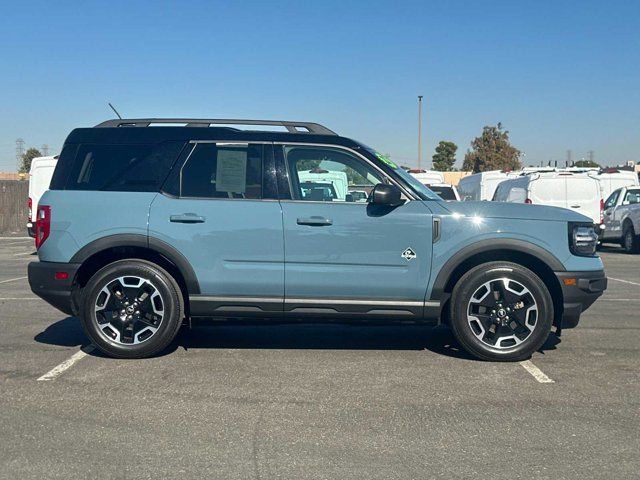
left=555, top=270, right=607, bottom=328
left=28, top=261, right=81, bottom=316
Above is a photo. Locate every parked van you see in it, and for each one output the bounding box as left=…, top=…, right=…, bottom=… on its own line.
left=493, top=171, right=603, bottom=224
left=426, top=183, right=460, bottom=201
left=27, top=156, right=57, bottom=237
left=408, top=169, right=444, bottom=186
left=298, top=168, right=349, bottom=200
left=457, top=170, right=519, bottom=201
left=589, top=169, right=639, bottom=201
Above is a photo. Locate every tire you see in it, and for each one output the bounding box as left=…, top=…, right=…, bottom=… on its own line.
left=622, top=224, right=640, bottom=254
left=79, top=259, right=184, bottom=359
left=450, top=261, right=553, bottom=362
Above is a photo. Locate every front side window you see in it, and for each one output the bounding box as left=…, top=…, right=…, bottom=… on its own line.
left=180, top=143, right=264, bottom=199
left=604, top=189, right=620, bottom=209
left=285, top=146, right=384, bottom=202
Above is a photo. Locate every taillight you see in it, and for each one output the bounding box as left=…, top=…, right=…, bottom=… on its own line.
left=599, top=198, right=604, bottom=224
left=35, top=205, right=51, bottom=249
left=525, top=198, right=533, bottom=204
left=28, top=197, right=32, bottom=219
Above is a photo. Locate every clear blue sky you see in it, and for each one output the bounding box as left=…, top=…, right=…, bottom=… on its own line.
left=1, top=0, right=638, bottom=171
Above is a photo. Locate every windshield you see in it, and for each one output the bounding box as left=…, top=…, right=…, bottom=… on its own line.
left=362, top=147, right=440, bottom=200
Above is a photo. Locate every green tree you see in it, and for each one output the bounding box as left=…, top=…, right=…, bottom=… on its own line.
left=462, top=123, right=521, bottom=173
left=431, top=141, right=457, bottom=171
left=574, top=160, right=600, bottom=168
left=19, top=148, right=43, bottom=173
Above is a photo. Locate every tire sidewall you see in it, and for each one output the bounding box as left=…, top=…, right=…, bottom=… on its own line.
left=80, top=260, right=182, bottom=358
left=450, top=263, right=553, bottom=361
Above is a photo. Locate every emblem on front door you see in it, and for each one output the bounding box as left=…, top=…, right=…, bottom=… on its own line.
left=401, top=248, right=417, bottom=261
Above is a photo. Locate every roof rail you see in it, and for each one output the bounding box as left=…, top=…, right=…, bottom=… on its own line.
left=94, top=118, right=337, bottom=135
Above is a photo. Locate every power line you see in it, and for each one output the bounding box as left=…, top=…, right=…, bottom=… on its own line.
left=15, top=138, right=25, bottom=170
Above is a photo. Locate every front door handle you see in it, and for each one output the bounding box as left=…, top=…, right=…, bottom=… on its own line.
left=570, top=205, right=581, bottom=209
left=297, top=216, right=333, bottom=226
left=170, top=213, right=206, bottom=224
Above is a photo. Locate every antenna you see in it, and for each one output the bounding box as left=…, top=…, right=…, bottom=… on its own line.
left=108, top=103, right=123, bottom=119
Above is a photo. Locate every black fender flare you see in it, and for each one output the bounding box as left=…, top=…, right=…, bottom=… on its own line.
left=70, top=234, right=200, bottom=294
left=429, top=238, right=565, bottom=301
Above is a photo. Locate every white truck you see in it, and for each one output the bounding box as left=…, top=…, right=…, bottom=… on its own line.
left=457, top=170, right=520, bottom=201
left=601, top=185, right=640, bottom=253
left=27, top=156, right=58, bottom=237
left=492, top=171, right=604, bottom=225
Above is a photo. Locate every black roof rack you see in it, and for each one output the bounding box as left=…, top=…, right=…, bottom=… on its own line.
left=94, top=118, right=337, bottom=135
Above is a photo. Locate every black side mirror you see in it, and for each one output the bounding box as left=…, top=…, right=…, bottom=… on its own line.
left=369, top=183, right=404, bottom=207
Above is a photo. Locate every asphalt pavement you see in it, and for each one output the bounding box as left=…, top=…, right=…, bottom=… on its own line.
left=0, top=237, right=638, bottom=479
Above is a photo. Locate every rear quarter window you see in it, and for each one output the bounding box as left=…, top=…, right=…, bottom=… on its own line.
left=64, top=142, right=185, bottom=192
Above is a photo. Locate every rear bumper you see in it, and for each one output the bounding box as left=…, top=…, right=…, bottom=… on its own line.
left=555, top=270, right=607, bottom=328
left=28, top=261, right=81, bottom=316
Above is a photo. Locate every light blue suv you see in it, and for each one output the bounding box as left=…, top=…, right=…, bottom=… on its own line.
left=28, top=118, right=607, bottom=361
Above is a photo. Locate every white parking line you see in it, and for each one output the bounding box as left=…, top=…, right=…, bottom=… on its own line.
left=520, top=360, right=555, bottom=383
left=13, top=251, right=35, bottom=256
left=37, top=346, right=94, bottom=381
left=0, top=276, right=27, bottom=284
left=0, top=237, right=31, bottom=240
left=0, top=297, right=39, bottom=300
left=608, top=277, right=640, bottom=287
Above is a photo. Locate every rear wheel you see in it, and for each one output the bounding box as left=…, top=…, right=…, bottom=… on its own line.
left=450, top=262, right=553, bottom=362
left=80, top=259, right=184, bottom=358
left=622, top=224, right=640, bottom=253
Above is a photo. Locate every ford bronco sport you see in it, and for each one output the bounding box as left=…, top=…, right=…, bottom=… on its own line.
left=28, top=118, right=607, bottom=361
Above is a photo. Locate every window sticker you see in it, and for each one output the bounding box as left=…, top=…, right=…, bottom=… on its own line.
left=216, top=149, right=247, bottom=192
left=375, top=152, right=398, bottom=169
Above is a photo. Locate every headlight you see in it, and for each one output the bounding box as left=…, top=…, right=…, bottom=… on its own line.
left=569, top=223, right=598, bottom=256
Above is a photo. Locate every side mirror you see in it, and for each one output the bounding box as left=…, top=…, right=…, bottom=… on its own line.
left=370, top=183, right=404, bottom=207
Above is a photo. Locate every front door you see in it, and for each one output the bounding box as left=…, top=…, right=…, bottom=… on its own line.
left=276, top=144, right=433, bottom=318
left=148, top=141, right=284, bottom=316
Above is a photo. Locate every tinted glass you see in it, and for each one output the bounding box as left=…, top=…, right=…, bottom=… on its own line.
left=49, top=144, right=78, bottom=190
left=180, top=143, right=263, bottom=199
left=66, top=142, right=183, bottom=191
left=428, top=185, right=457, bottom=200
left=285, top=146, right=383, bottom=202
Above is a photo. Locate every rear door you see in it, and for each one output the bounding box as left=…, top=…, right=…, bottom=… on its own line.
left=148, top=141, right=284, bottom=316
left=530, top=176, right=565, bottom=208
left=603, top=189, right=621, bottom=238
left=276, top=144, right=433, bottom=318
left=566, top=176, right=601, bottom=223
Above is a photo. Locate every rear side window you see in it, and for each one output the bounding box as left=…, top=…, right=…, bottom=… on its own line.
left=179, top=143, right=264, bottom=199
left=428, top=185, right=457, bottom=200
left=65, top=142, right=184, bottom=192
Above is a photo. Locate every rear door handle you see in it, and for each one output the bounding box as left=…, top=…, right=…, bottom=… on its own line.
left=570, top=205, right=581, bottom=209
left=297, top=216, right=333, bottom=226
left=170, top=213, right=206, bottom=224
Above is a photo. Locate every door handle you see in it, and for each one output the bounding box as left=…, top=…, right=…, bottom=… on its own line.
left=170, top=213, right=206, bottom=223
left=570, top=205, right=581, bottom=209
left=297, top=216, right=333, bottom=226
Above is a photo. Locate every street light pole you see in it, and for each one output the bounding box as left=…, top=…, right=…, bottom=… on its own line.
left=418, top=95, right=423, bottom=170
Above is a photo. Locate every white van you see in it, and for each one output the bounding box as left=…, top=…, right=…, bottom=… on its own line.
left=493, top=171, right=603, bottom=224
left=408, top=169, right=445, bottom=186
left=27, top=156, right=58, bottom=237
left=426, top=183, right=461, bottom=201
left=298, top=169, right=349, bottom=200
left=589, top=169, right=639, bottom=201
left=457, top=170, right=519, bottom=201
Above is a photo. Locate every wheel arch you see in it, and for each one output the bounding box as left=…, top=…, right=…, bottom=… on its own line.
left=431, top=240, right=565, bottom=326
left=70, top=234, right=200, bottom=313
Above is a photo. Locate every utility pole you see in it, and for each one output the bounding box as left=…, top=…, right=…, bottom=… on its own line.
left=15, top=138, right=25, bottom=170
left=417, top=95, right=423, bottom=170
left=588, top=150, right=595, bottom=164
left=566, top=150, right=572, bottom=167
left=41, top=144, right=50, bottom=156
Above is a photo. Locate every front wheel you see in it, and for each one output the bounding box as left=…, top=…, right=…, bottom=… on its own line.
left=622, top=225, right=640, bottom=254
left=79, top=259, right=184, bottom=358
left=450, top=262, right=553, bottom=362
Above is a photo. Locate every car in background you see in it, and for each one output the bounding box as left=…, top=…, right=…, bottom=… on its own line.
left=492, top=171, right=604, bottom=226
left=589, top=169, right=639, bottom=201
left=27, top=155, right=58, bottom=237
left=457, top=170, right=519, bottom=201
left=426, top=183, right=460, bottom=201
left=407, top=169, right=444, bottom=186
left=601, top=186, right=640, bottom=253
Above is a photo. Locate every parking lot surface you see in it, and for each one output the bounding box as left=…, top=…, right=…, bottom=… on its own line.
left=0, top=237, right=638, bottom=479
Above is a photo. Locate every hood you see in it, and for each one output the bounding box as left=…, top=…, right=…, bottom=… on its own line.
left=440, top=201, right=593, bottom=223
